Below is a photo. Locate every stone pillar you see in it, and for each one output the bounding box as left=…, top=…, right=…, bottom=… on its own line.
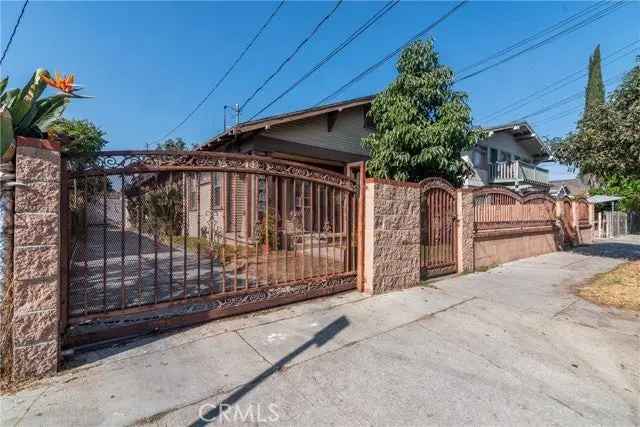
left=362, top=179, right=420, bottom=294
left=12, top=137, right=61, bottom=381
left=457, top=189, right=474, bottom=273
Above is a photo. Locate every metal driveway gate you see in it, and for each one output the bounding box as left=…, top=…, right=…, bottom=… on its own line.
left=419, top=178, right=458, bottom=279
left=61, top=151, right=359, bottom=344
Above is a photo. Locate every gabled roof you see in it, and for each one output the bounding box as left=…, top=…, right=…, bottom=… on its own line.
left=199, top=95, right=374, bottom=151
left=484, top=121, right=548, bottom=159
left=549, top=178, right=588, bottom=195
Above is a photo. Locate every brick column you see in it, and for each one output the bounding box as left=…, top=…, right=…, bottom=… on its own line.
left=363, top=179, right=420, bottom=294
left=457, top=189, right=474, bottom=273
left=12, top=137, right=61, bottom=381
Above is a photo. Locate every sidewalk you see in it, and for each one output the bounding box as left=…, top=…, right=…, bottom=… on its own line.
left=2, top=236, right=639, bottom=426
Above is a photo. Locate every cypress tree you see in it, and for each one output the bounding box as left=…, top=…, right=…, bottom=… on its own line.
left=584, top=45, right=605, bottom=115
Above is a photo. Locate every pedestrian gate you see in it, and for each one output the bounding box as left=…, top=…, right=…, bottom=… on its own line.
left=419, top=178, right=458, bottom=279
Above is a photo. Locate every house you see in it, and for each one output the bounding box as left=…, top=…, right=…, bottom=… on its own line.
left=185, top=97, right=551, bottom=239
left=462, top=122, right=550, bottom=191
left=549, top=177, right=590, bottom=198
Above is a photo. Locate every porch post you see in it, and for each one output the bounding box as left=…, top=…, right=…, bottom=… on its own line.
left=11, top=137, right=62, bottom=381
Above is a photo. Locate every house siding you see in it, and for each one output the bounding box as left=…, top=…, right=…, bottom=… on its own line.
left=265, top=107, right=370, bottom=156
left=463, top=132, right=539, bottom=187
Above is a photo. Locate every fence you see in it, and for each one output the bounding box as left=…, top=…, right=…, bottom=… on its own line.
left=595, top=211, right=629, bottom=238
left=61, top=151, right=361, bottom=344
left=473, top=188, right=556, bottom=231
left=472, top=188, right=558, bottom=268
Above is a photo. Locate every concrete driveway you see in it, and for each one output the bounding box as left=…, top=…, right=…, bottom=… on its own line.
left=3, top=236, right=639, bottom=426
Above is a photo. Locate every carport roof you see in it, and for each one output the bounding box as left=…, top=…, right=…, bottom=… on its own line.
left=587, top=195, right=623, bottom=204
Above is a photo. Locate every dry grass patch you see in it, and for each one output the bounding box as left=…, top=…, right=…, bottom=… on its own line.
left=578, top=261, right=640, bottom=311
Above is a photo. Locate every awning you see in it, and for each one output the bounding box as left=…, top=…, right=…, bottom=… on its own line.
left=587, top=195, right=623, bottom=204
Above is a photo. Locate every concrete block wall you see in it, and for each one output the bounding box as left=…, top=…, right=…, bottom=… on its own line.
left=11, top=137, right=61, bottom=381
left=363, top=179, right=421, bottom=294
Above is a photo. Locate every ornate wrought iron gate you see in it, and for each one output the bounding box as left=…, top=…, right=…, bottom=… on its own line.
left=61, top=151, right=359, bottom=344
left=419, top=178, right=458, bottom=279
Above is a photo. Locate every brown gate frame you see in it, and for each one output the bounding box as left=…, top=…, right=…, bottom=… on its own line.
left=61, top=151, right=361, bottom=346
left=419, top=177, right=459, bottom=279
left=346, top=161, right=366, bottom=292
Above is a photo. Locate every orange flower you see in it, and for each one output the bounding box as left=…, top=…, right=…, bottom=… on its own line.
left=42, top=71, right=76, bottom=94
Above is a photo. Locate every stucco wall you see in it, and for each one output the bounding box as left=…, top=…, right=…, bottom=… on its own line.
left=474, top=228, right=560, bottom=269
left=363, top=179, right=421, bottom=294
left=576, top=225, right=594, bottom=245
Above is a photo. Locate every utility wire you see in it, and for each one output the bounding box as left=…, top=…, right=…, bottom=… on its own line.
left=316, top=1, right=468, bottom=106
left=248, top=0, right=400, bottom=121
left=0, top=0, right=29, bottom=66
left=150, top=1, right=285, bottom=145
left=458, top=1, right=608, bottom=75
left=239, top=0, right=344, bottom=113
left=517, top=71, right=626, bottom=121
left=482, top=39, right=640, bottom=122
left=455, top=0, right=627, bottom=83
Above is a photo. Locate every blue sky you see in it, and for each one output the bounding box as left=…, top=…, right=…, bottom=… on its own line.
left=2, top=1, right=639, bottom=180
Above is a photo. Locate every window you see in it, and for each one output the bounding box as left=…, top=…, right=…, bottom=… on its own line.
left=472, top=146, right=488, bottom=168
left=188, top=173, right=198, bottom=211
left=212, top=172, right=222, bottom=209
left=363, top=105, right=375, bottom=129
left=499, top=151, right=512, bottom=162
left=490, top=148, right=498, bottom=164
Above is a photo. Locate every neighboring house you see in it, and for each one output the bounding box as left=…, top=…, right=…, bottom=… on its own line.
left=462, top=122, right=550, bottom=191
left=184, top=97, right=550, bottom=239
left=549, top=177, right=591, bottom=198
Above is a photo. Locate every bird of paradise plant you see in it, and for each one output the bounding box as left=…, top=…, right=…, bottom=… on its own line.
left=0, top=68, right=90, bottom=161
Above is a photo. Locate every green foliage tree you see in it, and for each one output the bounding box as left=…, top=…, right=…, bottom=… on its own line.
left=554, top=61, right=640, bottom=180
left=157, top=137, right=187, bottom=151
left=584, top=45, right=605, bottom=116
left=48, top=118, right=106, bottom=155
left=362, top=40, right=484, bottom=185
left=591, top=176, right=640, bottom=212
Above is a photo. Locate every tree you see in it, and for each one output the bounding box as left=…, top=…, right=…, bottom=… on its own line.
left=48, top=118, right=106, bottom=155
left=591, top=176, right=640, bottom=213
left=361, top=39, right=484, bottom=185
left=584, top=45, right=605, bottom=116
left=157, top=137, right=187, bottom=151
left=555, top=60, right=640, bottom=180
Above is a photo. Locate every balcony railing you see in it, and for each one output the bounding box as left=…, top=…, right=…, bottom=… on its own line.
left=489, top=161, right=549, bottom=185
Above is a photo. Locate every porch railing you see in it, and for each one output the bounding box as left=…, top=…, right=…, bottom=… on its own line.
left=489, top=160, right=549, bottom=185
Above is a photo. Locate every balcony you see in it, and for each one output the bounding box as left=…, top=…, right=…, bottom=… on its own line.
left=489, top=161, right=549, bottom=186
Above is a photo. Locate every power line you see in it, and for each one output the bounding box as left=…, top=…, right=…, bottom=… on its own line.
left=458, top=1, right=608, bottom=75
left=0, top=0, right=29, bottom=66
left=150, top=1, right=285, bottom=145
left=520, top=71, right=626, bottom=122
left=455, top=0, right=627, bottom=83
left=248, top=0, right=400, bottom=121
left=316, top=1, right=468, bottom=106
left=239, top=0, right=344, bottom=113
left=481, top=39, right=640, bottom=122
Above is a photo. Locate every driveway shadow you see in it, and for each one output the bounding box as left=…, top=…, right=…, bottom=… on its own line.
left=189, top=316, right=350, bottom=426
left=570, top=241, right=640, bottom=261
